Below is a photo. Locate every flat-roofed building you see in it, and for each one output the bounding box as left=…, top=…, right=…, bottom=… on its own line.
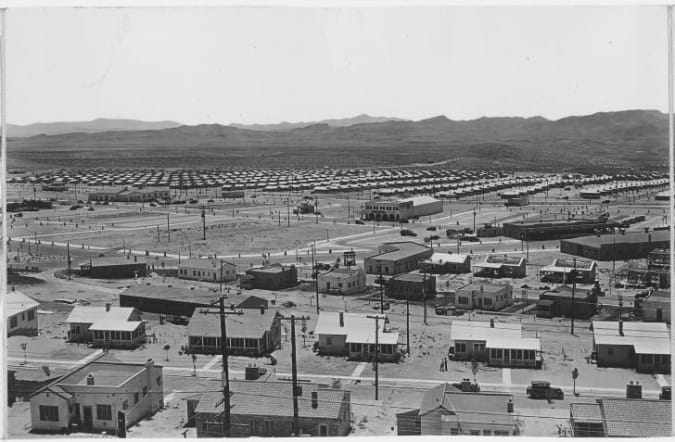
left=65, top=304, right=146, bottom=349
left=362, top=196, right=442, bottom=222
left=472, top=255, right=526, bottom=279
left=537, top=286, right=598, bottom=319
left=386, top=273, right=436, bottom=301
left=89, top=187, right=170, bottom=202
left=503, top=217, right=620, bottom=241
left=364, top=242, right=433, bottom=276
left=449, top=320, right=541, bottom=368
left=314, top=312, right=400, bottom=362
left=79, top=256, right=148, bottom=279
left=29, top=359, right=163, bottom=434
left=178, top=258, right=237, bottom=283
left=317, top=266, right=366, bottom=295
left=539, top=258, right=598, bottom=284
left=120, top=285, right=216, bottom=317
left=244, top=264, right=298, bottom=290
left=561, top=230, right=670, bottom=261
left=454, top=281, right=513, bottom=311
left=187, top=308, right=281, bottom=356
left=420, top=253, right=471, bottom=274
left=7, top=289, right=39, bottom=337
left=591, top=321, right=670, bottom=373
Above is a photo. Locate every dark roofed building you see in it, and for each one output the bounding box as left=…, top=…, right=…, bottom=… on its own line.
left=120, top=285, right=219, bottom=317
left=561, top=230, right=670, bottom=261
left=80, top=255, right=148, bottom=279
left=537, top=285, right=598, bottom=319
left=364, top=242, right=433, bottom=276
left=193, top=381, right=352, bottom=437
left=244, top=264, right=298, bottom=290
left=187, top=308, right=281, bottom=356
left=386, top=273, right=436, bottom=301
left=472, top=255, right=526, bottom=278
left=502, top=217, right=620, bottom=241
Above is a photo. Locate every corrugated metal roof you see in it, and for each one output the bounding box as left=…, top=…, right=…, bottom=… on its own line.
left=600, top=399, right=672, bottom=437
left=187, top=309, right=279, bottom=338
left=65, top=306, right=137, bottom=324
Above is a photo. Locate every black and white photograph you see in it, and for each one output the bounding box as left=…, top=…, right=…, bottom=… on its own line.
left=1, top=2, right=673, bottom=439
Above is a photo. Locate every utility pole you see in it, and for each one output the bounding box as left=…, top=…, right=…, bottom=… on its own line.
left=571, top=258, right=577, bottom=335
left=35, top=232, right=38, bottom=257
left=366, top=315, right=383, bottom=400
left=167, top=213, right=170, bottom=242
left=279, top=314, right=311, bottom=436
left=422, top=269, right=428, bottom=325
left=66, top=241, right=71, bottom=280
left=157, top=225, right=160, bottom=242
left=379, top=265, right=384, bottom=314
left=406, top=294, right=410, bottom=355
left=287, top=199, right=290, bottom=227
left=473, top=208, right=476, bottom=233
left=200, top=300, right=243, bottom=437
left=314, top=245, right=320, bottom=314
left=202, top=205, right=206, bottom=241
left=219, top=259, right=224, bottom=293
left=315, top=196, right=319, bottom=224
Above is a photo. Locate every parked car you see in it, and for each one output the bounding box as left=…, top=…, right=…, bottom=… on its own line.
left=373, top=303, right=390, bottom=311
left=54, top=298, right=77, bottom=305
left=76, top=299, right=91, bottom=306
left=426, top=226, right=437, bottom=231
left=460, top=234, right=480, bottom=242
left=400, top=229, right=417, bottom=237
left=355, top=220, right=364, bottom=225
left=527, top=381, right=564, bottom=400
left=167, top=315, right=189, bottom=325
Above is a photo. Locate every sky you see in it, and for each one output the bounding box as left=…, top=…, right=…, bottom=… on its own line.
left=7, top=5, right=670, bottom=125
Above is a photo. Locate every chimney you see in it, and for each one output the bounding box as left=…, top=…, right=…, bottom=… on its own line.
left=490, top=319, right=495, bottom=328
left=507, top=398, right=514, bottom=413
left=619, top=320, right=624, bottom=336
left=86, top=374, right=95, bottom=385
left=105, top=303, right=112, bottom=312
left=339, top=312, right=344, bottom=327
left=311, top=391, right=318, bottom=409
left=626, top=381, right=642, bottom=399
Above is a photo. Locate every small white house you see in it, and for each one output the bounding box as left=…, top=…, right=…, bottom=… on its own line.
left=178, top=259, right=237, bottom=283
left=7, top=290, right=40, bottom=337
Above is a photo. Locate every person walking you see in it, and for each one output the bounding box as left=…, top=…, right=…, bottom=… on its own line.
left=444, top=357, right=448, bottom=371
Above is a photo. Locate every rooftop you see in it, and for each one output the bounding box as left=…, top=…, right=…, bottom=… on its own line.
left=80, top=255, right=148, bottom=268
left=503, top=217, right=613, bottom=228
left=314, top=312, right=399, bottom=345
left=423, top=253, right=470, bottom=265
left=450, top=320, right=522, bottom=342
left=458, top=282, right=511, bottom=293
left=7, top=290, right=39, bottom=316
left=600, top=399, right=672, bottom=437
left=570, top=402, right=604, bottom=424
left=122, top=284, right=220, bottom=305
left=441, top=391, right=516, bottom=427
left=562, top=230, right=670, bottom=248
left=391, top=273, right=429, bottom=283
left=398, top=196, right=440, bottom=206
left=179, top=258, right=236, bottom=270
left=65, top=306, right=137, bottom=324
left=592, top=321, right=671, bottom=354
left=484, top=255, right=525, bottom=266
left=365, top=241, right=430, bottom=262
left=247, top=264, right=296, bottom=274
left=187, top=308, right=280, bottom=338
left=542, top=258, right=597, bottom=272
left=319, top=266, right=363, bottom=278
left=194, top=381, right=346, bottom=420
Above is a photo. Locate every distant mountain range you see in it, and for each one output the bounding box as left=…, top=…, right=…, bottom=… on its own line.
left=8, top=114, right=405, bottom=137
left=7, top=110, right=668, bottom=170
left=8, top=118, right=183, bottom=138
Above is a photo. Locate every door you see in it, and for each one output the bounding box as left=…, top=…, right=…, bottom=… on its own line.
left=319, top=424, right=328, bottom=436
left=504, top=349, right=511, bottom=366
left=657, top=308, right=663, bottom=322
left=83, top=406, right=93, bottom=429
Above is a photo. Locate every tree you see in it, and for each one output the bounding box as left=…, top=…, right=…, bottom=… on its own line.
left=572, top=367, right=579, bottom=396
left=164, top=344, right=171, bottom=362
left=191, top=353, right=198, bottom=377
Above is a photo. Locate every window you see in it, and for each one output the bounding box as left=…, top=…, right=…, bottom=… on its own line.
left=455, top=343, right=466, bottom=353
left=21, top=312, right=25, bottom=321
left=122, top=400, right=128, bottom=410
left=470, top=430, right=481, bottom=435
left=39, top=405, right=59, bottom=422
left=326, top=337, right=333, bottom=345
left=134, top=392, right=139, bottom=404
left=319, top=424, right=329, bottom=436
left=157, top=376, right=162, bottom=386
left=495, top=431, right=509, bottom=436
left=458, top=296, right=469, bottom=305
left=483, top=430, right=493, bottom=436
left=96, top=404, right=112, bottom=421
left=245, top=338, right=258, bottom=348
left=143, top=386, right=148, bottom=397
left=231, top=338, right=244, bottom=348
left=473, top=343, right=482, bottom=352
left=607, top=347, right=614, bottom=356
left=10, top=316, right=17, bottom=328
left=516, top=350, right=523, bottom=360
